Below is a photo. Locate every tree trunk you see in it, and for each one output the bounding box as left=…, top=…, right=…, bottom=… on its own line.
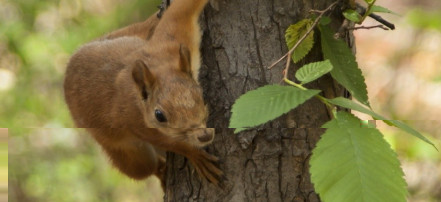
left=165, top=0, right=349, bottom=201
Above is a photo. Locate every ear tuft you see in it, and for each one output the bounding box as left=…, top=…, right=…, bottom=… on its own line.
left=132, top=60, right=155, bottom=100
left=179, top=44, right=192, bottom=77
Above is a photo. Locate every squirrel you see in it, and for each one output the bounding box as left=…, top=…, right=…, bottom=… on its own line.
left=63, top=0, right=222, bottom=187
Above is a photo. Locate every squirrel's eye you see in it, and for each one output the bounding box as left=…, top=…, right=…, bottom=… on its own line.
left=155, top=109, right=167, bottom=122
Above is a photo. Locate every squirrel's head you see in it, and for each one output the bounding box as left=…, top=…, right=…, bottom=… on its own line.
left=131, top=44, right=214, bottom=147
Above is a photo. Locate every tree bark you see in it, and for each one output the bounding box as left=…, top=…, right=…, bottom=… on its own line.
left=165, top=0, right=349, bottom=201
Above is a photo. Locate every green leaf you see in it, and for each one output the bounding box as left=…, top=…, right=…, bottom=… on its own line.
left=368, top=5, right=399, bottom=15
left=234, top=128, right=245, bottom=133
left=385, top=120, right=438, bottom=150
left=360, top=120, right=376, bottom=128
left=343, top=9, right=362, bottom=23
left=327, top=97, right=437, bottom=149
left=229, top=85, right=320, bottom=133
left=295, top=60, right=333, bottom=84
left=311, top=111, right=408, bottom=202
left=364, top=0, right=375, bottom=5
left=285, top=19, right=314, bottom=63
left=320, top=16, right=331, bottom=25
left=319, top=24, right=370, bottom=107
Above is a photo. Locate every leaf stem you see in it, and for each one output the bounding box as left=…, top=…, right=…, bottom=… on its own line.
left=283, top=78, right=307, bottom=90
left=284, top=78, right=334, bottom=110
left=360, top=0, right=377, bottom=23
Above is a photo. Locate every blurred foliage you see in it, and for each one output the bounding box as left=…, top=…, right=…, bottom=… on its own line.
left=407, top=8, right=441, bottom=32
left=9, top=128, right=162, bottom=202
left=0, top=134, right=6, bottom=201
left=2, top=0, right=163, bottom=201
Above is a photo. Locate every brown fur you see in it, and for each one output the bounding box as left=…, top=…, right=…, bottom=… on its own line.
left=64, top=0, right=222, bottom=187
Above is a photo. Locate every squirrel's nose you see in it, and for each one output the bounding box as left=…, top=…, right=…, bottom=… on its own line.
left=197, top=130, right=214, bottom=143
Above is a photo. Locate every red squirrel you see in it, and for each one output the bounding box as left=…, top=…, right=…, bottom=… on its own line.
left=63, top=0, right=222, bottom=187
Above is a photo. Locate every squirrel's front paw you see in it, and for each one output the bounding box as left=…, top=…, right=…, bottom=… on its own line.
left=190, top=150, right=224, bottom=187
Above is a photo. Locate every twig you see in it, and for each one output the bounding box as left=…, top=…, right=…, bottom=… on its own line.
left=349, top=24, right=389, bottom=30
left=268, top=1, right=339, bottom=71
left=368, top=13, right=395, bottom=30
left=268, top=51, right=290, bottom=70
left=356, top=3, right=395, bottom=30
left=282, top=2, right=339, bottom=79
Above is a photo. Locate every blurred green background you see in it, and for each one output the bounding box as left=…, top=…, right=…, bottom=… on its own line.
left=2, top=0, right=163, bottom=201
left=0, top=129, right=6, bottom=202
left=1, top=0, right=440, bottom=201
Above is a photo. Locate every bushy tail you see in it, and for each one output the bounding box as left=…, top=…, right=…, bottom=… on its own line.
left=151, top=0, right=209, bottom=43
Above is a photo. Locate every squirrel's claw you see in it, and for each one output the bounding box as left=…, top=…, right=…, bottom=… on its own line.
left=190, top=150, right=224, bottom=187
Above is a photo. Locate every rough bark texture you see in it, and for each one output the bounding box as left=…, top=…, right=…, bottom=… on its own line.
left=165, top=0, right=349, bottom=201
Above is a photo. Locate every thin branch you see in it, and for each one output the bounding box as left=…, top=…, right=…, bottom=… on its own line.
left=268, top=1, right=339, bottom=71
left=268, top=51, right=290, bottom=70
left=349, top=24, right=389, bottom=30
left=368, top=13, right=395, bottom=30
left=282, top=1, right=339, bottom=79
left=356, top=3, right=395, bottom=30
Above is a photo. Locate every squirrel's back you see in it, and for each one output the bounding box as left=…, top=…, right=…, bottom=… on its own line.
left=64, top=36, right=146, bottom=128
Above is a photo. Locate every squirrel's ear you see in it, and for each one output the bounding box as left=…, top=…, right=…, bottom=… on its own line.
left=132, top=60, right=155, bottom=100
left=179, top=44, right=192, bottom=77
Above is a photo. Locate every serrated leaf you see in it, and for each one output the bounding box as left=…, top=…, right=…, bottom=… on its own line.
left=229, top=85, right=320, bottom=133
left=327, top=97, right=437, bottom=149
left=368, top=5, right=399, bottom=15
left=343, top=9, right=362, bottom=23
left=295, top=60, right=333, bottom=84
left=285, top=19, right=315, bottom=63
left=319, top=24, right=370, bottom=107
left=311, top=111, right=408, bottom=202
